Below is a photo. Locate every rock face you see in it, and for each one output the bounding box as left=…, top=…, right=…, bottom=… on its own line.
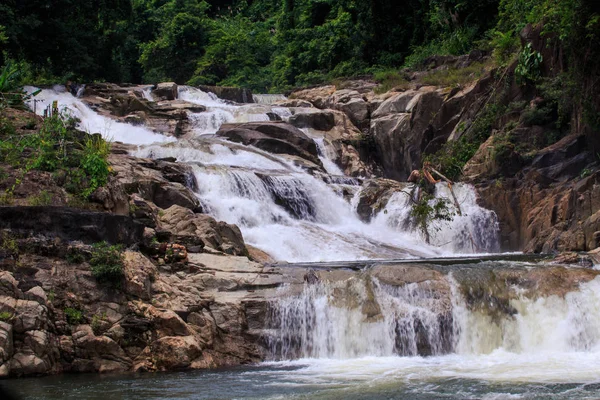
left=0, top=240, right=280, bottom=377
left=217, top=122, right=322, bottom=167
left=0, top=206, right=144, bottom=246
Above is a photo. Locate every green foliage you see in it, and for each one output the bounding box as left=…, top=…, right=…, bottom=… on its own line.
left=28, top=190, right=53, bottom=206
left=515, top=43, right=543, bottom=85
left=0, top=231, right=18, bottom=255
left=372, top=69, right=411, bottom=94
left=410, top=191, right=455, bottom=244
left=91, top=312, right=108, bottom=335
left=89, top=242, right=124, bottom=286
left=0, top=311, right=13, bottom=322
left=64, top=307, right=83, bottom=325
left=0, top=110, right=111, bottom=199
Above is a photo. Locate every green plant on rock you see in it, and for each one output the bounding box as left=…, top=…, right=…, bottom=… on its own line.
left=89, top=242, right=124, bottom=286
left=0, top=311, right=13, bottom=322
left=28, top=190, right=53, bottom=206
left=64, top=307, right=83, bottom=325
left=409, top=189, right=455, bottom=245
left=515, top=43, right=543, bottom=85
left=91, top=312, right=108, bottom=335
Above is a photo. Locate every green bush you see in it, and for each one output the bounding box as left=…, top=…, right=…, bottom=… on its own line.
left=89, top=242, right=124, bottom=286
left=515, top=43, right=543, bottom=85
left=64, top=307, right=83, bottom=325
left=0, top=311, right=13, bottom=322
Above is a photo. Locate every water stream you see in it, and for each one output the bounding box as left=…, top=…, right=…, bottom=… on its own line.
left=11, top=85, right=600, bottom=399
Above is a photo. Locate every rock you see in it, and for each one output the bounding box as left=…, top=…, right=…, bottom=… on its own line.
left=149, top=335, right=202, bottom=370
left=10, top=353, right=48, bottom=376
left=371, top=89, right=426, bottom=118
left=289, top=86, right=336, bottom=109
left=154, top=82, right=178, bottom=101
left=0, top=322, right=13, bottom=366
left=288, top=111, right=335, bottom=131
left=355, top=179, right=410, bottom=222
left=159, top=205, right=248, bottom=256
left=327, top=89, right=370, bottom=129
left=0, top=206, right=144, bottom=246
left=123, top=251, right=158, bottom=300
left=197, top=85, right=253, bottom=104
left=12, top=300, right=47, bottom=333
left=247, top=245, right=275, bottom=264
left=25, top=286, right=47, bottom=305
left=590, top=248, right=600, bottom=265
left=274, top=99, right=313, bottom=108
left=217, top=122, right=321, bottom=167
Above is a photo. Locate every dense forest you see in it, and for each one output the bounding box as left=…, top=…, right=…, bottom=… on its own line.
left=0, top=0, right=598, bottom=94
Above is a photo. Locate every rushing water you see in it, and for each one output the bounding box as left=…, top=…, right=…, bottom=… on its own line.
left=13, top=85, right=600, bottom=400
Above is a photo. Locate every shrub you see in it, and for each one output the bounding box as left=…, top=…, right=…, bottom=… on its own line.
left=89, top=242, right=124, bottom=285
left=515, top=43, right=543, bottom=85
left=64, top=308, right=83, bottom=325
left=0, top=311, right=13, bottom=322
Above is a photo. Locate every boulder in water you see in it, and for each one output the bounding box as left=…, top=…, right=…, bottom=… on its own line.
left=217, top=122, right=322, bottom=167
left=197, top=85, right=253, bottom=104
left=288, top=111, right=335, bottom=131
left=154, top=82, right=178, bottom=101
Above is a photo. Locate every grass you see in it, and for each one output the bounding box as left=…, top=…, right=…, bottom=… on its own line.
left=28, top=190, right=53, bottom=206
left=419, top=61, right=492, bottom=88
left=373, top=69, right=412, bottom=94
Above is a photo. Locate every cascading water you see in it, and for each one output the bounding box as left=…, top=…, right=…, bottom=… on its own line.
left=16, top=84, right=600, bottom=399
left=25, top=86, right=171, bottom=145
left=267, top=265, right=600, bottom=389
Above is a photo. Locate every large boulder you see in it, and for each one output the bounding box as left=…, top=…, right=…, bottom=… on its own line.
left=154, top=82, right=178, bottom=101
left=288, top=111, right=335, bottom=131
left=159, top=205, right=248, bottom=256
left=217, top=122, right=322, bottom=167
left=289, top=86, right=336, bottom=109
left=327, top=89, right=370, bottom=129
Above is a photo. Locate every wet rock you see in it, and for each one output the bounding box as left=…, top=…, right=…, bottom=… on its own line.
left=217, top=122, right=322, bottom=167
left=288, top=111, right=335, bottom=131
left=0, top=206, right=144, bottom=246
left=355, top=179, right=410, bottom=222
left=154, top=82, right=178, bottom=101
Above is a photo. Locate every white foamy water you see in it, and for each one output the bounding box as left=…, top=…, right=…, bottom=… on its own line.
left=25, top=86, right=172, bottom=145
left=373, top=182, right=500, bottom=253
left=25, top=84, right=501, bottom=262
left=178, top=86, right=290, bottom=135
left=266, top=272, right=600, bottom=386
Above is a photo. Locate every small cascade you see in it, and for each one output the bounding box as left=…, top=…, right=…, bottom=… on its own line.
left=268, top=271, right=600, bottom=361
left=253, top=94, right=288, bottom=104
left=373, top=183, right=500, bottom=253
left=25, top=86, right=171, bottom=145
left=269, top=277, right=450, bottom=359
left=313, top=137, right=344, bottom=176
left=178, top=86, right=286, bottom=135
left=141, top=86, right=154, bottom=101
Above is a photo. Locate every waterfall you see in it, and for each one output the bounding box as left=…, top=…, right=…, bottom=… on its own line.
left=268, top=272, right=600, bottom=361
left=25, top=86, right=172, bottom=145
left=27, top=84, right=502, bottom=262
left=374, top=183, right=501, bottom=253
